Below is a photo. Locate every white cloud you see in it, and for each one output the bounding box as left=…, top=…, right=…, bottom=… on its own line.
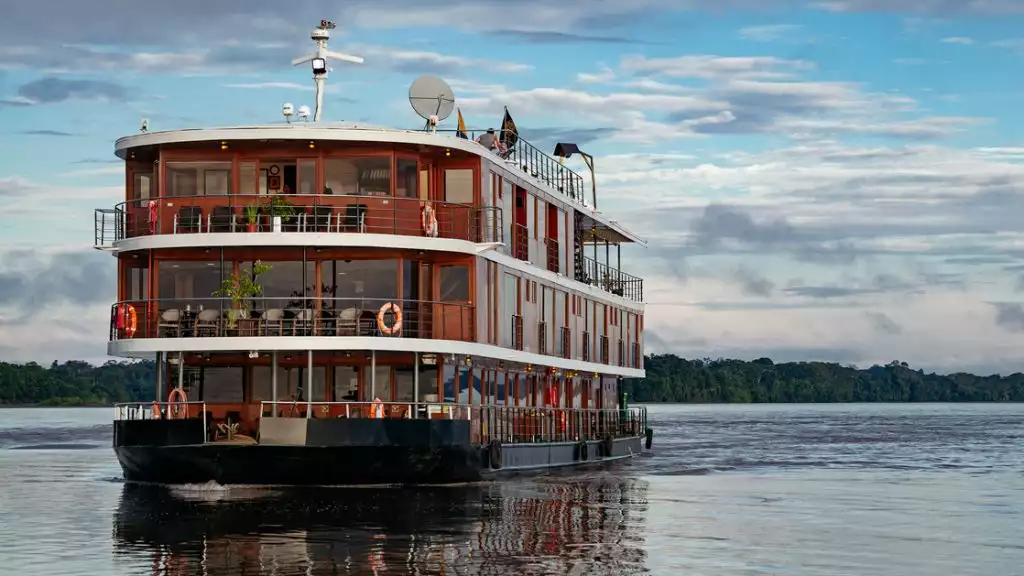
left=621, top=54, right=816, bottom=80
left=738, top=24, right=804, bottom=41
left=941, top=36, right=974, bottom=45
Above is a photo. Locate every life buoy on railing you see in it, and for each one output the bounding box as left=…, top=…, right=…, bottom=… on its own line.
left=371, top=397, right=384, bottom=419
left=167, top=387, right=188, bottom=419
left=421, top=203, right=438, bottom=238
left=117, top=304, right=137, bottom=338
left=151, top=401, right=161, bottom=420
left=376, top=302, right=403, bottom=335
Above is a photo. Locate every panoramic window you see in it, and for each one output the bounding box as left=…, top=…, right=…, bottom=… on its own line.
left=396, top=158, right=418, bottom=198
left=323, top=259, right=399, bottom=309
left=165, top=161, right=232, bottom=197
left=157, top=260, right=224, bottom=310
left=323, top=157, right=391, bottom=196
left=439, top=265, right=469, bottom=301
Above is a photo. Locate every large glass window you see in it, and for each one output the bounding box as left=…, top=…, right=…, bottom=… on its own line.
left=252, top=365, right=291, bottom=402
left=439, top=265, right=469, bottom=301
left=323, top=157, right=391, bottom=196
left=297, top=159, right=317, bottom=195
left=126, top=262, right=149, bottom=301
left=418, top=362, right=438, bottom=401
left=157, top=260, right=224, bottom=310
left=395, top=366, right=415, bottom=401
left=371, top=365, right=392, bottom=402
left=442, top=363, right=457, bottom=402
left=397, top=158, right=418, bottom=198
left=131, top=172, right=151, bottom=202
left=323, top=259, right=399, bottom=310
left=244, top=260, right=314, bottom=310
left=445, top=169, right=474, bottom=203
left=333, top=366, right=359, bottom=401
left=165, top=162, right=232, bottom=197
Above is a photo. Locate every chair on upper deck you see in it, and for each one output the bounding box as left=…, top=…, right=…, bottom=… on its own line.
left=158, top=309, right=181, bottom=337
left=194, top=309, right=220, bottom=337
left=209, top=206, right=235, bottom=233
left=335, top=307, right=360, bottom=335
left=340, top=205, right=367, bottom=233
left=174, top=206, right=201, bottom=233
left=262, top=308, right=285, bottom=336
left=310, top=206, right=332, bottom=232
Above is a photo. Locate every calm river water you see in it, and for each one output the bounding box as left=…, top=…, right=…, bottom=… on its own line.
left=0, top=403, right=1021, bottom=575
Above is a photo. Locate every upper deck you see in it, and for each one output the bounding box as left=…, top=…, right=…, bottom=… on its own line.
left=97, top=123, right=646, bottom=303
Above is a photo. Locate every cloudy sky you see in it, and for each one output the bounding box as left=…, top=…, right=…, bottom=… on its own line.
left=2, top=1, right=1024, bottom=373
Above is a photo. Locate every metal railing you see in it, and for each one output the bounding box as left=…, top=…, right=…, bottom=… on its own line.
left=114, top=401, right=207, bottom=421
left=434, top=129, right=587, bottom=207
left=104, top=194, right=502, bottom=245
left=259, top=400, right=472, bottom=420
left=94, top=208, right=120, bottom=249
left=575, top=254, right=643, bottom=302
left=512, top=222, right=529, bottom=261
left=478, top=406, right=646, bottom=445
left=110, top=297, right=475, bottom=342
left=544, top=237, right=560, bottom=273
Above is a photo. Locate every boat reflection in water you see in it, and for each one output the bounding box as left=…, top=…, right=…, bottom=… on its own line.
left=112, top=475, right=650, bottom=575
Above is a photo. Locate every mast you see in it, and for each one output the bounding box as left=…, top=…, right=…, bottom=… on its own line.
left=291, top=19, right=364, bottom=123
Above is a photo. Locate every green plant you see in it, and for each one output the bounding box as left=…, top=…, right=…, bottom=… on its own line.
left=244, top=203, right=259, bottom=224
left=265, top=195, right=295, bottom=222
left=212, top=260, right=271, bottom=327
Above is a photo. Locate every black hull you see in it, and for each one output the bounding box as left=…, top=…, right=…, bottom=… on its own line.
left=115, top=439, right=644, bottom=486
left=113, top=417, right=646, bottom=485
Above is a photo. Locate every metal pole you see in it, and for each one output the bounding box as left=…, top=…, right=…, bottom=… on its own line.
left=307, top=350, right=313, bottom=418
left=413, top=352, right=419, bottom=419
left=155, top=351, right=163, bottom=401
left=271, top=351, right=278, bottom=416
left=370, top=350, right=376, bottom=399
left=177, top=351, right=184, bottom=391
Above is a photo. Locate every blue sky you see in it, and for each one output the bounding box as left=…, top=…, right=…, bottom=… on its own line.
left=3, top=0, right=1024, bottom=373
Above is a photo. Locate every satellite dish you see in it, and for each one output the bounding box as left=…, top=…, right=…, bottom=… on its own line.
left=409, top=75, right=456, bottom=129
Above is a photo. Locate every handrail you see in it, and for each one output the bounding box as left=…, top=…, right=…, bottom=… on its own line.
left=433, top=129, right=587, bottom=207
left=259, top=400, right=472, bottom=420
left=109, top=296, right=475, bottom=342
left=110, top=193, right=501, bottom=244
left=575, top=254, right=643, bottom=302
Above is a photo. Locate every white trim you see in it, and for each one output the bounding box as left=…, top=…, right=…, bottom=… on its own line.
left=108, top=336, right=646, bottom=378
left=113, top=233, right=645, bottom=311
left=114, top=124, right=644, bottom=244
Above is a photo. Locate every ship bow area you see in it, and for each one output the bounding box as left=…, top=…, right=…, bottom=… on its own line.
left=114, top=417, right=481, bottom=485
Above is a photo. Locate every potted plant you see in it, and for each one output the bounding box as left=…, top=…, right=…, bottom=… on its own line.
left=244, top=203, right=259, bottom=232
left=265, top=196, right=295, bottom=232
left=212, top=260, right=271, bottom=329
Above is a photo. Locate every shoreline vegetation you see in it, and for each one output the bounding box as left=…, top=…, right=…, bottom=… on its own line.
left=0, top=355, right=1022, bottom=407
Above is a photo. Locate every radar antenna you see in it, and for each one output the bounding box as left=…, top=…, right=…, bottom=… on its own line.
left=291, top=19, right=364, bottom=123
left=408, top=75, right=456, bottom=133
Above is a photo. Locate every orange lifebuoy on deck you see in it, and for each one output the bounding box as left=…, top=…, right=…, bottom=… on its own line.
left=167, top=387, right=188, bottom=419
left=151, top=401, right=161, bottom=420
left=376, top=302, right=403, bottom=335
left=117, top=304, right=137, bottom=338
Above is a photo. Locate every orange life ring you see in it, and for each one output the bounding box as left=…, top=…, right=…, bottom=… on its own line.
left=124, top=305, right=137, bottom=338
left=376, top=302, right=403, bottom=335
left=151, top=401, right=161, bottom=420
left=421, top=204, right=438, bottom=237
left=167, top=387, right=188, bottom=419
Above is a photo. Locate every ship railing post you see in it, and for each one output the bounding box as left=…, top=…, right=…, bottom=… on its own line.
left=202, top=403, right=207, bottom=443
left=306, top=350, right=313, bottom=419
left=271, top=351, right=278, bottom=416
left=412, top=352, right=419, bottom=419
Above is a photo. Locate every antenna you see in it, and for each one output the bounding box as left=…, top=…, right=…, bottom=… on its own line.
left=408, top=75, right=456, bottom=133
left=291, top=19, right=364, bottom=123
left=282, top=102, right=294, bottom=123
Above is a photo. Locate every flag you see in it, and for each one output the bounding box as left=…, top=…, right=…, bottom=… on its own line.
left=456, top=108, right=468, bottom=139
left=500, top=106, right=518, bottom=150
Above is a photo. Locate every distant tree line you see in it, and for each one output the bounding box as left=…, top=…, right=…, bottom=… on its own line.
left=0, top=360, right=155, bottom=405
left=1, top=356, right=1022, bottom=406
left=624, top=355, right=1024, bottom=403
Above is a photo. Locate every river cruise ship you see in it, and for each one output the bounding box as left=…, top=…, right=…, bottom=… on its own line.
left=96, top=21, right=650, bottom=485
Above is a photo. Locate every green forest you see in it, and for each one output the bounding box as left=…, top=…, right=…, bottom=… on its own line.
left=0, top=355, right=1022, bottom=405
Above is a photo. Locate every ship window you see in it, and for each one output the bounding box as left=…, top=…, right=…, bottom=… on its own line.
left=165, top=161, right=232, bottom=197
left=397, top=158, right=418, bottom=198
left=249, top=261, right=315, bottom=304
left=395, top=366, right=415, bottom=401
left=333, top=366, right=359, bottom=401
left=371, top=365, right=392, bottom=402
left=418, top=363, right=438, bottom=401
left=131, top=172, right=151, bottom=202
left=297, top=159, right=317, bottom=195
left=157, top=260, right=225, bottom=311
left=126, top=261, right=149, bottom=301
left=324, top=259, right=399, bottom=307
left=442, top=363, right=457, bottom=403
left=323, top=157, right=391, bottom=196
left=439, top=265, right=469, bottom=301
left=444, top=169, right=473, bottom=204
left=199, top=367, right=243, bottom=403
